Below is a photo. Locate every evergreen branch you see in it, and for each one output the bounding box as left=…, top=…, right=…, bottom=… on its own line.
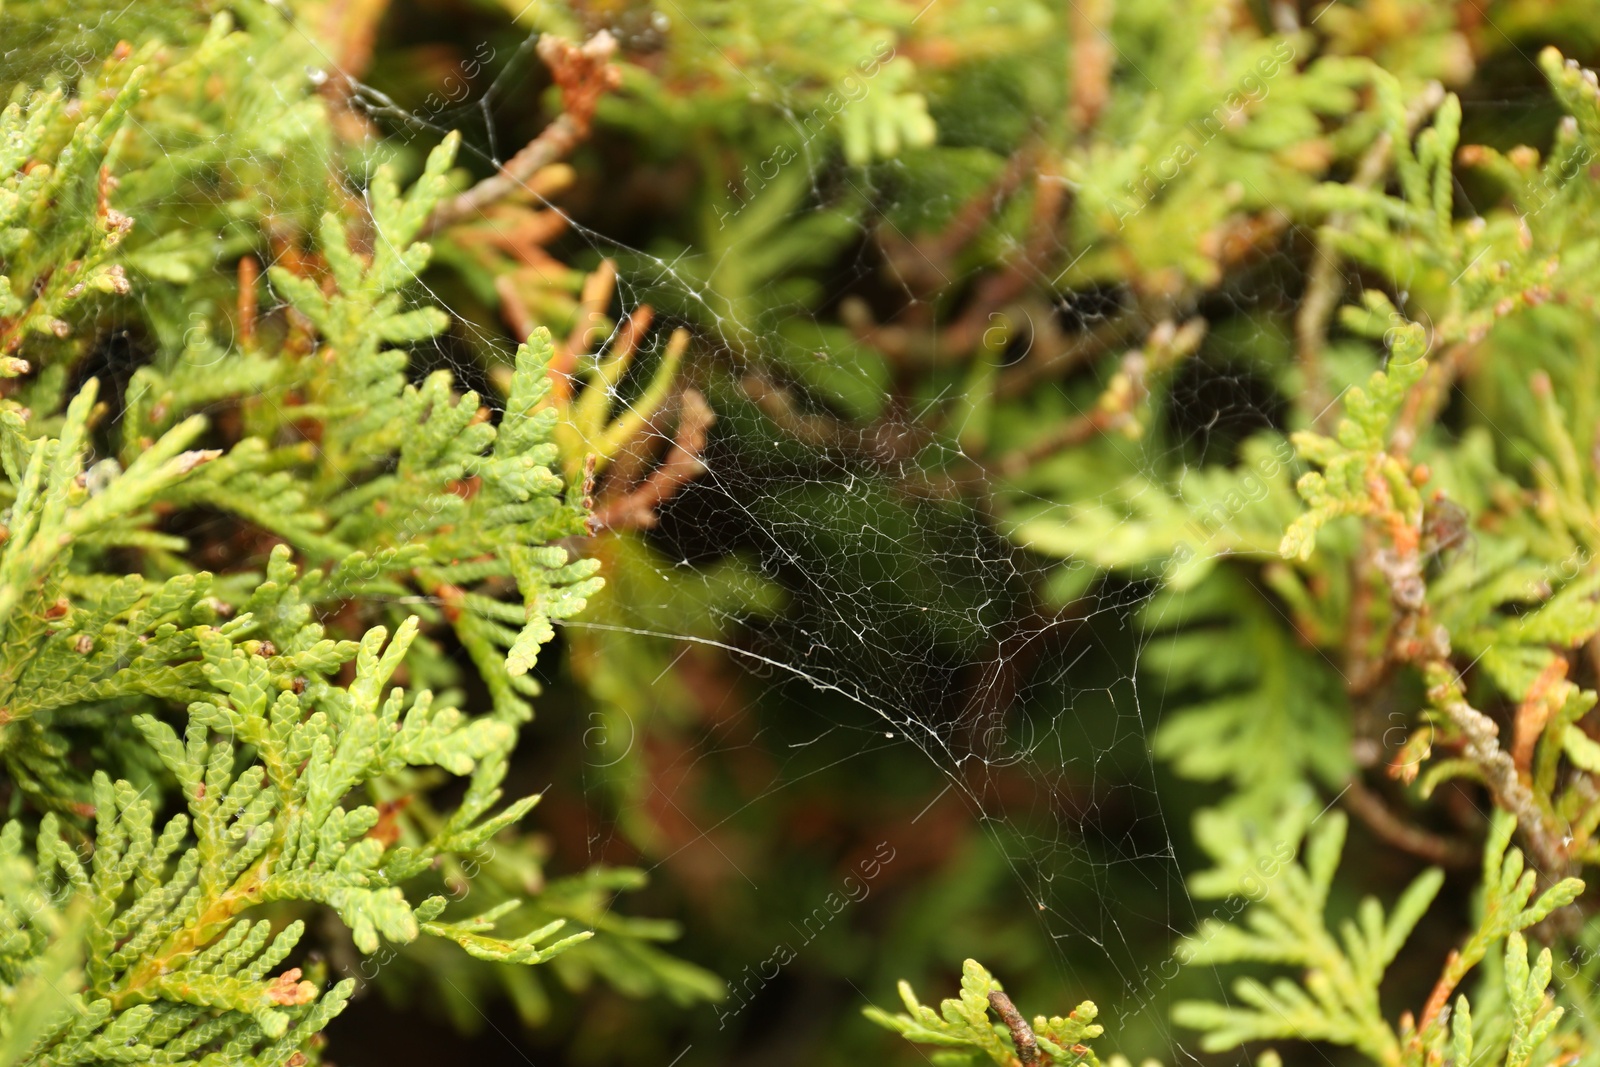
left=866, top=959, right=1104, bottom=1067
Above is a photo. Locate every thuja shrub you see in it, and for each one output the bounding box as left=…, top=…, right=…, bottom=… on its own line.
left=849, top=22, right=1600, bottom=1067
left=0, top=4, right=721, bottom=1064
left=9, top=0, right=1600, bottom=1066
left=499, top=2, right=1600, bottom=1065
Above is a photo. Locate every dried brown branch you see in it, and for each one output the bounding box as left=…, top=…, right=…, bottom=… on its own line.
left=1068, top=0, right=1113, bottom=134
left=237, top=255, right=259, bottom=347
left=1340, top=776, right=1476, bottom=868
left=998, top=308, right=1153, bottom=399
left=592, top=389, right=716, bottom=532
left=738, top=372, right=849, bottom=449
left=870, top=149, right=1064, bottom=369
left=568, top=260, right=618, bottom=353
left=495, top=274, right=538, bottom=345
left=922, top=149, right=1035, bottom=268
left=508, top=260, right=624, bottom=407
left=987, top=991, right=1040, bottom=1067
left=1352, top=429, right=1570, bottom=876
left=297, top=0, right=393, bottom=147
left=604, top=302, right=654, bottom=374
left=993, top=412, right=1110, bottom=478
left=425, top=31, right=620, bottom=234
left=454, top=201, right=571, bottom=266
left=1344, top=528, right=1389, bottom=696
left=1426, top=671, right=1570, bottom=875
left=1512, top=658, right=1569, bottom=776
left=939, top=166, right=1070, bottom=359
left=1390, top=339, right=1473, bottom=456
left=1413, top=949, right=1465, bottom=1038
left=991, top=317, right=1202, bottom=479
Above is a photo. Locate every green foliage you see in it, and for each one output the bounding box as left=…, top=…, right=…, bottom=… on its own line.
left=1170, top=811, right=1583, bottom=1067
left=1278, top=323, right=1429, bottom=564
left=877, top=817, right=1584, bottom=1067
left=9, top=0, right=1600, bottom=1063
left=0, top=4, right=720, bottom=1062
left=0, top=368, right=600, bottom=1062
left=0, top=613, right=586, bottom=1064
left=866, top=958, right=1105, bottom=1067
left=0, top=66, right=138, bottom=371
left=849, top=14, right=1600, bottom=1067
left=509, top=0, right=934, bottom=165
left=1142, top=571, right=1352, bottom=822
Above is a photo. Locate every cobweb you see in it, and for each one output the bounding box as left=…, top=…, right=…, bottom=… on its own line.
left=327, top=17, right=1294, bottom=1065
left=87, top=4, right=1540, bottom=1062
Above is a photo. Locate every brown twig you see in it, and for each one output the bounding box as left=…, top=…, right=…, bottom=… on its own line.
left=738, top=372, right=848, bottom=449
left=1356, top=441, right=1570, bottom=876
left=940, top=166, right=1070, bottom=359
left=992, top=319, right=1205, bottom=478
left=1512, top=658, right=1569, bottom=777
left=922, top=148, right=1035, bottom=268
left=237, top=255, right=259, bottom=347
left=592, top=389, right=716, bottom=531
left=307, top=0, right=393, bottom=144
left=1344, top=527, right=1388, bottom=695
left=1068, top=0, right=1113, bottom=134
left=1390, top=340, right=1472, bottom=457
left=320, top=0, right=392, bottom=81
left=1414, top=948, right=1464, bottom=1036
left=870, top=151, right=1065, bottom=368
left=1427, top=672, right=1570, bottom=876
left=455, top=202, right=571, bottom=266
left=566, top=260, right=618, bottom=359
left=1340, top=776, right=1476, bottom=868
left=425, top=31, right=620, bottom=234
left=495, top=274, right=538, bottom=344
left=603, top=303, right=654, bottom=375
left=994, top=411, right=1113, bottom=478
left=998, top=306, right=1154, bottom=400
left=988, top=991, right=1040, bottom=1067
